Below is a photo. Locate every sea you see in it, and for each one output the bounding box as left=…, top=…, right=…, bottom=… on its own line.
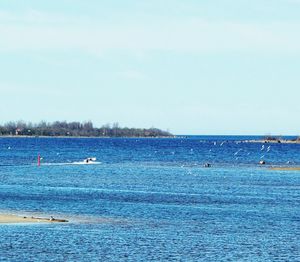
left=0, top=136, right=299, bottom=261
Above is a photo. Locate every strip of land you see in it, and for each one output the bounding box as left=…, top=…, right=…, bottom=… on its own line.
left=0, top=214, right=68, bottom=223
left=269, top=167, right=300, bottom=171
left=0, top=121, right=173, bottom=138
left=245, top=139, right=300, bottom=144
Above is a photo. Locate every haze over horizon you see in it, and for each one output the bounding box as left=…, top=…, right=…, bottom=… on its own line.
left=1, top=0, right=300, bottom=135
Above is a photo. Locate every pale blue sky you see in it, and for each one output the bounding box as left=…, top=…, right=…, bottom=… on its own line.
left=0, top=0, right=300, bottom=135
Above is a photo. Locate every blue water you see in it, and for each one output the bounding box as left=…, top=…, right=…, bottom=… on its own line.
left=0, top=137, right=299, bottom=261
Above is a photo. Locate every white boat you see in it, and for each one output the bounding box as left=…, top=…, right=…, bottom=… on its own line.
left=83, top=157, right=97, bottom=164
left=72, top=157, right=100, bottom=165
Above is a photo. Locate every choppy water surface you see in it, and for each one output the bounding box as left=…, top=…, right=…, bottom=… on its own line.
left=0, top=137, right=299, bottom=261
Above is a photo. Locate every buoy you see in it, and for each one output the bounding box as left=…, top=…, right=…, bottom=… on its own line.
left=37, top=154, right=41, bottom=166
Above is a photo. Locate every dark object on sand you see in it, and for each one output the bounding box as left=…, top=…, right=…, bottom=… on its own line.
left=32, top=216, right=68, bottom=223
left=51, top=218, right=68, bottom=222
left=48, top=216, right=68, bottom=222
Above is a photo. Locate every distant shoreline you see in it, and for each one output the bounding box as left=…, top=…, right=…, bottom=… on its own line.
left=0, top=135, right=176, bottom=139
left=0, top=121, right=173, bottom=138
left=1, top=136, right=299, bottom=142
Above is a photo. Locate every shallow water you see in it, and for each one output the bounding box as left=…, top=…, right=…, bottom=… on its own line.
left=0, top=137, right=299, bottom=261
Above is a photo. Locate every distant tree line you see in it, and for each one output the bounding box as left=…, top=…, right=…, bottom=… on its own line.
left=0, top=121, right=173, bottom=137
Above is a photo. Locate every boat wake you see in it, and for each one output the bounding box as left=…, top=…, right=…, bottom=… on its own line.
left=41, top=161, right=102, bottom=166
left=71, top=161, right=102, bottom=165
left=40, top=157, right=101, bottom=166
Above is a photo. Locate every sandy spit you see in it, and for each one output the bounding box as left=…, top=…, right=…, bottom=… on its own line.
left=269, top=167, right=300, bottom=171
left=0, top=214, right=68, bottom=224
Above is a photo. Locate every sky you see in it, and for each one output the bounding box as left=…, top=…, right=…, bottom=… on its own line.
left=0, top=0, right=300, bottom=135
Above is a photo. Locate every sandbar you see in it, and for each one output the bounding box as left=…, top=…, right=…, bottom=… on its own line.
left=269, top=167, right=300, bottom=171
left=0, top=214, right=68, bottom=224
